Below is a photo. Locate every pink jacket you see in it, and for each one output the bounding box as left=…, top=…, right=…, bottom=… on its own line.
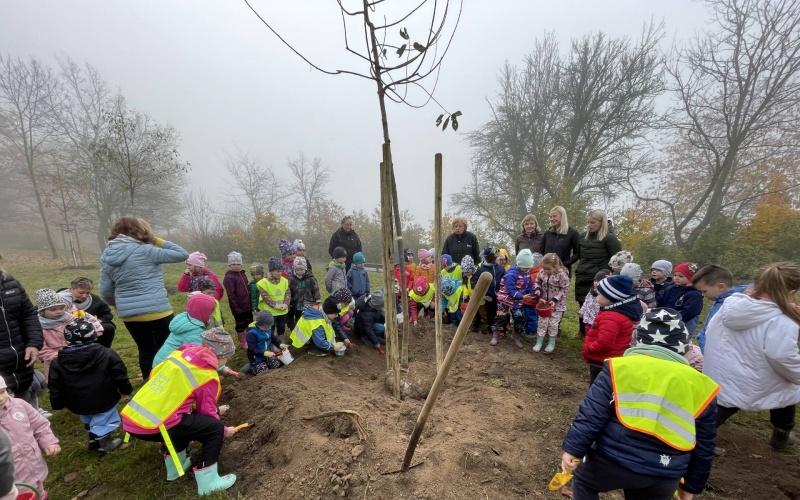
left=0, top=397, right=59, bottom=487
left=685, top=343, right=704, bottom=372
left=122, top=344, right=227, bottom=436
left=178, top=269, right=224, bottom=301
left=534, top=268, right=571, bottom=313
left=39, top=312, right=104, bottom=380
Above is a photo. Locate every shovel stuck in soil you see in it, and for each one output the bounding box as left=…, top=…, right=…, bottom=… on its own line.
left=234, top=422, right=254, bottom=431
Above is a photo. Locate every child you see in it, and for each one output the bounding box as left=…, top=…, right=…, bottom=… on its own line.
left=192, top=278, right=223, bottom=328
left=288, top=300, right=347, bottom=355
left=492, top=249, right=536, bottom=348
left=153, top=293, right=216, bottom=367
left=36, top=288, right=103, bottom=380
left=287, top=257, right=320, bottom=331
left=394, top=262, right=413, bottom=292
left=58, top=276, right=116, bottom=348
left=279, top=239, right=295, bottom=275
left=223, top=251, right=252, bottom=349
left=249, top=263, right=264, bottom=312
left=471, top=247, right=505, bottom=333
left=325, top=247, right=348, bottom=293
left=583, top=275, right=643, bottom=383
left=621, top=263, right=657, bottom=309
left=691, top=264, right=748, bottom=353
left=403, top=248, right=417, bottom=277
left=347, top=252, right=370, bottom=301
left=414, top=249, right=436, bottom=284
left=523, top=252, right=545, bottom=338
left=608, top=251, right=633, bottom=274
left=0, top=376, right=61, bottom=497
left=409, top=276, right=436, bottom=325
left=650, top=260, right=674, bottom=294
left=49, top=318, right=131, bottom=456
left=459, top=256, right=476, bottom=303
left=354, top=290, right=386, bottom=353
left=532, top=253, right=570, bottom=354
left=497, top=249, right=511, bottom=271
left=258, top=258, right=292, bottom=341
left=441, top=254, right=462, bottom=282
left=656, top=262, right=703, bottom=336
left=246, top=311, right=287, bottom=375
left=292, top=239, right=312, bottom=272
left=561, top=308, right=718, bottom=500
left=333, top=288, right=355, bottom=334
left=178, top=252, right=223, bottom=301
left=441, top=276, right=463, bottom=326
left=579, top=270, right=612, bottom=331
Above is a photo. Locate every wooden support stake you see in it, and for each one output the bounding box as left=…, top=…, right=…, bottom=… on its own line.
left=401, top=272, right=492, bottom=471
left=380, top=146, right=401, bottom=399
left=434, top=153, right=443, bottom=372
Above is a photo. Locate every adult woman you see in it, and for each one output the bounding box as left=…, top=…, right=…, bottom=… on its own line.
left=0, top=256, right=43, bottom=405
left=328, top=216, right=363, bottom=270
left=574, top=209, right=622, bottom=336
left=57, top=277, right=117, bottom=348
left=541, top=206, right=580, bottom=273
left=99, top=217, right=188, bottom=379
left=515, top=214, right=543, bottom=255
left=441, top=217, right=480, bottom=266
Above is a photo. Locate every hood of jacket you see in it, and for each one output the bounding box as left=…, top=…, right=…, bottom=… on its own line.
left=719, top=293, right=784, bottom=331
left=101, top=235, right=146, bottom=267
left=302, top=304, right=326, bottom=320
left=169, top=312, right=207, bottom=337
left=56, top=343, right=104, bottom=373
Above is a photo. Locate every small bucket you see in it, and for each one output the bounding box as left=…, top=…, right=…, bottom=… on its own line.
left=460, top=302, right=468, bottom=315
left=396, top=312, right=404, bottom=325
left=277, top=349, right=294, bottom=365
left=335, top=343, right=346, bottom=356
left=536, top=301, right=553, bottom=318
left=15, top=483, right=40, bottom=500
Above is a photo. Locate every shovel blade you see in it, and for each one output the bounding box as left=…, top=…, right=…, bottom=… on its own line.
left=548, top=470, right=573, bottom=490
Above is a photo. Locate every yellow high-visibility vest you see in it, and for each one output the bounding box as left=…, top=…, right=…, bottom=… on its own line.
left=121, top=351, right=220, bottom=476
left=442, top=265, right=462, bottom=283
left=443, top=287, right=463, bottom=313
left=409, top=286, right=435, bottom=307
left=609, top=355, right=720, bottom=451
left=289, top=317, right=334, bottom=349
left=257, top=277, right=289, bottom=316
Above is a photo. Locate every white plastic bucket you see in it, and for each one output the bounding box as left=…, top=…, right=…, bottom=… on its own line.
left=335, top=343, right=346, bottom=356
left=396, top=313, right=404, bottom=325
left=278, top=349, right=294, bottom=365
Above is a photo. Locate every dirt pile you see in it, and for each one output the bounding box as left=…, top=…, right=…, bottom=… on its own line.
left=219, top=324, right=800, bottom=499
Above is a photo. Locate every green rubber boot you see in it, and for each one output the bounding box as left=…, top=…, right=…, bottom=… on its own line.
left=194, top=463, right=237, bottom=496
left=532, top=336, right=544, bottom=353
left=545, top=336, right=556, bottom=354
left=165, top=450, right=193, bottom=481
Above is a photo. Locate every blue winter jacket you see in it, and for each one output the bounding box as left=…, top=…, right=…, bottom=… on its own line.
left=354, top=294, right=386, bottom=347
left=656, top=284, right=703, bottom=335
left=99, top=235, right=188, bottom=319
left=471, top=262, right=505, bottom=299
left=562, top=358, right=717, bottom=495
left=347, top=266, right=370, bottom=298
left=301, top=305, right=337, bottom=351
left=246, top=326, right=277, bottom=364
left=498, top=265, right=534, bottom=309
left=696, top=285, right=748, bottom=352
left=153, top=312, right=206, bottom=366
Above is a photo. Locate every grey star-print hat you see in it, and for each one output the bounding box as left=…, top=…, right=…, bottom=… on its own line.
left=635, top=307, right=690, bottom=355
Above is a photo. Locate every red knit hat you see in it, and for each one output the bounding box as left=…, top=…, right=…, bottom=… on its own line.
left=673, top=262, right=699, bottom=281
left=413, top=276, right=430, bottom=295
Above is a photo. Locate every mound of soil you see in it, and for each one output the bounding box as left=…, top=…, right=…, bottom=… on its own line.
left=219, top=324, right=800, bottom=499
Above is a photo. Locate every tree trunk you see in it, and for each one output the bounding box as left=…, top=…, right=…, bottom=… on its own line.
left=27, top=159, right=58, bottom=259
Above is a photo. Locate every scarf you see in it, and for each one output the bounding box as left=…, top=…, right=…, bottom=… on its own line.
left=330, top=261, right=346, bottom=270
left=72, top=294, right=92, bottom=311
left=107, top=234, right=143, bottom=246
left=39, top=312, right=72, bottom=330
left=420, top=261, right=433, bottom=271
left=623, top=345, right=689, bottom=366
left=601, top=295, right=642, bottom=322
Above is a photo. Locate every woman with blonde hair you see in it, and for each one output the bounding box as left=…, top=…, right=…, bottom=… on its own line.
left=441, top=217, right=480, bottom=265
left=515, top=214, right=543, bottom=255
left=99, top=217, right=188, bottom=379
left=541, top=206, right=580, bottom=274
left=574, top=209, right=621, bottom=337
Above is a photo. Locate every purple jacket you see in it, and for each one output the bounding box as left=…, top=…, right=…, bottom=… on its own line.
left=223, top=270, right=251, bottom=315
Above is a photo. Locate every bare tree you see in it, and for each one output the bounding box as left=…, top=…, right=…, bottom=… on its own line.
left=634, top=0, right=800, bottom=251
left=0, top=55, right=61, bottom=258
left=287, top=152, right=330, bottom=233
left=457, top=25, right=664, bottom=239
left=183, top=189, right=219, bottom=250
left=223, top=146, right=287, bottom=225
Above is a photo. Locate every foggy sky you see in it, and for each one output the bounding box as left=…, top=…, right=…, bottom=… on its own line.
left=0, top=0, right=709, bottom=227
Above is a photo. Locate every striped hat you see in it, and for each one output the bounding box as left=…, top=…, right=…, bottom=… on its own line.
left=597, top=274, right=634, bottom=302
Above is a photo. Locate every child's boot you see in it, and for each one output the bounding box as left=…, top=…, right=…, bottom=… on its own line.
left=545, top=336, right=556, bottom=354
left=511, top=331, right=524, bottom=349
left=236, top=332, right=248, bottom=350
left=165, top=450, right=193, bottom=481
left=770, top=427, right=798, bottom=450
left=194, top=463, right=237, bottom=496
left=85, top=425, right=99, bottom=451
left=490, top=328, right=500, bottom=346
left=532, top=336, right=544, bottom=353
left=96, top=433, right=121, bottom=457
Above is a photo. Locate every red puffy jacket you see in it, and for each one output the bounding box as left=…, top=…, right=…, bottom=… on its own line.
left=582, top=310, right=634, bottom=367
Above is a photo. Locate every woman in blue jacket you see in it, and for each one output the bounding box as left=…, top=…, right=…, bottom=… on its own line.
left=99, top=217, right=189, bottom=378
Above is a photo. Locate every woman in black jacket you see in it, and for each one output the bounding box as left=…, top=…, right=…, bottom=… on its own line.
left=514, top=214, right=544, bottom=255
left=0, top=258, right=43, bottom=403
left=541, top=206, right=580, bottom=274
left=58, top=276, right=116, bottom=348
left=441, top=217, right=480, bottom=265
left=328, top=216, right=363, bottom=271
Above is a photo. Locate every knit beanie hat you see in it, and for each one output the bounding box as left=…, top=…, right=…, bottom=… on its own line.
left=635, top=308, right=690, bottom=354
left=255, top=310, right=274, bottom=327
left=186, top=293, right=216, bottom=323
left=268, top=257, right=283, bottom=272
left=428, top=248, right=436, bottom=259
left=186, top=252, right=207, bottom=267
left=333, top=246, right=347, bottom=259
left=198, top=277, right=216, bottom=292
left=293, top=239, right=305, bottom=251
left=594, top=269, right=612, bottom=282
left=227, top=251, right=243, bottom=265
left=441, top=254, right=454, bottom=269
left=278, top=239, right=293, bottom=257
left=516, top=249, right=534, bottom=269
left=293, top=257, right=308, bottom=273
left=322, top=297, right=340, bottom=315
left=64, top=317, right=97, bottom=346
left=597, top=275, right=634, bottom=302
left=621, top=263, right=643, bottom=281
left=36, top=288, right=68, bottom=311
left=532, top=252, right=544, bottom=268
left=250, top=262, right=265, bottom=276
left=353, top=252, right=366, bottom=265
left=333, top=288, right=353, bottom=305
left=482, top=246, right=499, bottom=263
left=201, top=328, right=235, bottom=358
left=413, top=276, right=430, bottom=295
left=57, top=289, right=75, bottom=308
left=609, top=251, right=633, bottom=270
left=417, top=248, right=430, bottom=261
left=650, top=260, right=673, bottom=277
left=441, top=276, right=460, bottom=296
left=460, top=255, right=476, bottom=274
left=369, top=289, right=385, bottom=309
left=673, top=262, right=699, bottom=281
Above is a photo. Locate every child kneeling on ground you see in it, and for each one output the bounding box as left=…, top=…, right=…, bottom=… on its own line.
left=245, top=311, right=288, bottom=375
left=354, top=290, right=386, bottom=353
left=289, top=300, right=348, bottom=355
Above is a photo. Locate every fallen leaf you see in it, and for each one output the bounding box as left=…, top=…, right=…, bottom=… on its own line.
left=750, top=454, right=763, bottom=459
left=120, top=442, right=131, bottom=450
left=64, top=472, right=78, bottom=483
left=70, top=490, right=88, bottom=499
